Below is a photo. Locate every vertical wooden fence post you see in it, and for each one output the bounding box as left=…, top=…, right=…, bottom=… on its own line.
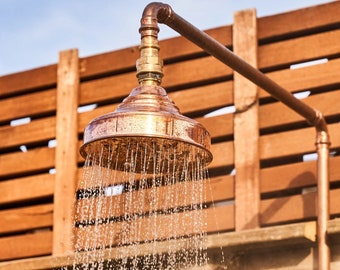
left=53, top=49, right=79, bottom=255
left=233, top=9, right=260, bottom=231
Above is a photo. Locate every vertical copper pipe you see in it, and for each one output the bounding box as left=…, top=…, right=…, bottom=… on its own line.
left=317, top=130, right=331, bottom=270
left=141, top=3, right=331, bottom=269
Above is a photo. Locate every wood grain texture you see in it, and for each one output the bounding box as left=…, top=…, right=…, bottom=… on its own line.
left=53, top=49, right=79, bottom=255
left=0, top=174, right=54, bottom=204
left=0, top=204, right=53, bottom=234
left=233, top=9, right=260, bottom=231
left=0, top=231, right=52, bottom=261
left=258, top=1, right=340, bottom=40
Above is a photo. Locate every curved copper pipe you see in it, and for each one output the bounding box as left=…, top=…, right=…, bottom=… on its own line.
left=141, top=2, right=331, bottom=269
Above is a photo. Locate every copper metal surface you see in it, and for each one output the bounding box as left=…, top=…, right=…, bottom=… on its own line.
left=139, top=2, right=331, bottom=269
left=80, top=7, right=213, bottom=170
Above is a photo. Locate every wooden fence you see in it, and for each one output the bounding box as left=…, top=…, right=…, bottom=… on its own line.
left=0, top=1, right=339, bottom=269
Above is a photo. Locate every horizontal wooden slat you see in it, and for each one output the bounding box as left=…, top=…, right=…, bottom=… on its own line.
left=79, top=57, right=339, bottom=125
left=0, top=147, right=55, bottom=178
left=260, top=122, right=340, bottom=161
left=170, top=81, right=233, bottom=116
left=259, top=29, right=340, bottom=69
left=0, top=204, right=53, bottom=234
left=261, top=191, right=315, bottom=225
left=197, top=113, right=233, bottom=139
left=261, top=155, right=340, bottom=194
left=0, top=174, right=54, bottom=205
left=79, top=72, right=133, bottom=105
left=79, top=55, right=233, bottom=106
left=0, top=89, right=56, bottom=123
left=261, top=188, right=340, bottom=226
left=260, top=89, right=340, bottom=130
left=0, top=117, right=56, bottom=150
left=0, top=65, right=56, bottom=98
left=163, top=56, right=233, bottom=88
left=0, top=230, right=52, bottom=261
left=75, top=204, right=234, bottom=250
left=258, top=1, right=340, bottom=41
left=260, top=57, right=340, bottom=99
left=0, top=222, right=319, bottom=270
left=209, top=141, right=234, bottom=169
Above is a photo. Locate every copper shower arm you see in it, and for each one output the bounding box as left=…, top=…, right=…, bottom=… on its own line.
left=141, top=2, right=331, bottom=270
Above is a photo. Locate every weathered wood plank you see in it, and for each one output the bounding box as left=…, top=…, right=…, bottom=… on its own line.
left=79, top=56, right=233, bottom=106
left=0, top=147, right=55, bottom=178
left=0, top=89, right=56, bottom=123
left=53, top=49, right=79, bottom=255
left=169, top=81, right=233, bottom=116
left=208, top=221, right=316, bottom=252
left=0, top=65, right=56, bottom=98
left=233, top=9, right=260, bottom=231
left=260, top=58, right=340, bottom=99
left=260, top=88, right=340, bottom=130
left=0, top=173, right=54, bottom=205
left=0, top=230, right=52, bottom=261
left=0, top=117, right=56, bottom=150
left=197, top=113, right=234, bottom=139
left=258, top=1, right=340, bottom=41
left=261, top=155, right=340, bottom=194
left=261, top=188, right=340, bottom=226
left=162, top=56, right=233, bottom=88
left=261, top=191, right=316, bottom=225
left=0, top=204, right=53, bottom=234
left=209, top=141, right=234, bottom=169
left=259, top=29, right=340, bottom=69
left=260, top=122, right=340, bottom=161
left=78, top=52, right=339, bottom=115
left=0, top=222, right=319, bottom=270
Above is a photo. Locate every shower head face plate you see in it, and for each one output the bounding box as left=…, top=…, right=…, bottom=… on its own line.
left=80, top=136, right=212, bottom=175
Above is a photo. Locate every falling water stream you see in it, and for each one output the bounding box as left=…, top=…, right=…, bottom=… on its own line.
left=71, top=137, right=210, bottom=269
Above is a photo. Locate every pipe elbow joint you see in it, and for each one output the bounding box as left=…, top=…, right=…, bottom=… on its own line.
left=140, top=2, right=173, bottom=37
left=313, top=110, right=330, bottom=145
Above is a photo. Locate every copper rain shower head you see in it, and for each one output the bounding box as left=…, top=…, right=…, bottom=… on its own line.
left=79, top=5, right=213, bottom=172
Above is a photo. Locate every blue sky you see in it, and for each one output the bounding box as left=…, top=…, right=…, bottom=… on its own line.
left=0, top=0, right=334, bottom=75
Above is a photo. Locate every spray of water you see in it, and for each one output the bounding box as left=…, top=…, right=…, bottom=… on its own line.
left=71, top=137, right=210, bottom=269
